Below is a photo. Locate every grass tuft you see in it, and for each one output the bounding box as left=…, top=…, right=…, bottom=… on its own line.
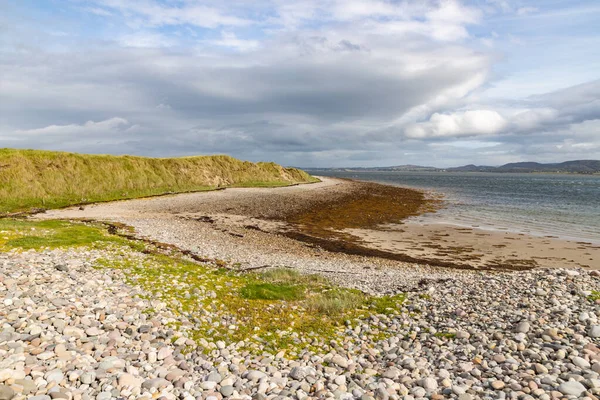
left=240, top=283, right=306, bottom=301
left=306, top=289, right=365, bottom=315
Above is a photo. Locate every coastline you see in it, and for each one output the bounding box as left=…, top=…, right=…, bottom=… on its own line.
left=4, top=177, right=600, bottom=400
left=35, top=176, right=599, bottom=274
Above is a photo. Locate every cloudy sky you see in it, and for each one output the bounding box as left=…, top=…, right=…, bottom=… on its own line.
left=1, top=0, right=599, bottom=167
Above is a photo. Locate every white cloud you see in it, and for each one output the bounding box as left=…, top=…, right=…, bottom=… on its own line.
left=119, top=32, right=175, bottom=48
left=14, top=118, right=130, bottom=137
left=405, top=110, right=507, bottom=138
left=207, top=32, right=260, bottom=52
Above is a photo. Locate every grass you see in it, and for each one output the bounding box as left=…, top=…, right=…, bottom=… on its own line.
left=435, top=332, right=457, bottom=339
left=589, top=291, right=600, bottom=302
left=305, top=289, right=365, bottom=314
left=0, top=219, right=130, bottom=250
left=0, top=148, right=318, bottom=213
left=240, top=283, right=306, bottom=301
left=0, top=219, right=410, bottom=354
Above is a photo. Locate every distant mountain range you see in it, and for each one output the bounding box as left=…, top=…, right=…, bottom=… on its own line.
left=305, top=160, right=600, bottom=174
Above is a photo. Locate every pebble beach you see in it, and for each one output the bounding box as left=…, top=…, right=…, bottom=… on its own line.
left=1, top=178, right=599, bottom=400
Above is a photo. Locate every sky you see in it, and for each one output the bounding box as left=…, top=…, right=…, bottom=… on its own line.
left=1, top=0, right=599, bottom=168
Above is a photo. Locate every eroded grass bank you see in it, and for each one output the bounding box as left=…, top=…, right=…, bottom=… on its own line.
left=0, top=148, right=317, bottom=213
left=0, top=218, right=408, bottom=354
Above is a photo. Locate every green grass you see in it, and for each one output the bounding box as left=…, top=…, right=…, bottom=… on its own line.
left=240, top=283, right=306, bottom=301
left=435, top=332, right=457, bottom=339
left=305, top=289, right=365, bottom=314
left=0, top=148, right=318, bottom=213
left=589, top=291, right=600, bottom=302
left=0, top=219, right=129, bottom=250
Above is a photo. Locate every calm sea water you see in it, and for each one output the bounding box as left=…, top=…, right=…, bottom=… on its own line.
left=312, top=171, right=600, bottom=244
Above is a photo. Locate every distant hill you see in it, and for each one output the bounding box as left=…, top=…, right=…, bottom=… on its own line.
left=447, top=160, right=600, bottom=174
left=305, top=160, right=600, bottom=174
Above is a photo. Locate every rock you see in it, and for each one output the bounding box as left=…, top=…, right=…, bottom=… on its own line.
left=118, top=373, right=141, bottom=388
left=80, top=372, right=95, bottom=385
left=246, top=370, right=266, bottom=381
left=157, top=347, right=172, bottom=360
left=419, top=377, right=438, bottom=392
left=534, top=364, right=549, bottom=374
left=589, top=325, right=600, bottom=338
left=141, top=378, right=170, bottom=390
left=0, top=385, right=15, bottom=400
left=331, top=355, right=349, bottom=368
left=515, top=321, right=530, bottom=333
left=456, top=331, right=470, bottom=339
left=45, top=370, right=64, bottom=384
left=220, top=386, right=234, bottom=397
left=289, top=367, right=307, bottom=381
left=63, top=327, right=85, bottom=338
left=558, top=380, right=587, bottom=396
left=85, top=327, right=102, bottom=336
left=491, top=381, right=505, bottom=390
left=0, top=371, right=13, bottom=383
left=573, top=356, right=591, bottom=369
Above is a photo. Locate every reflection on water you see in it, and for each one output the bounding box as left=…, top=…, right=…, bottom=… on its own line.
left=314, top=171, right=600, bottom=244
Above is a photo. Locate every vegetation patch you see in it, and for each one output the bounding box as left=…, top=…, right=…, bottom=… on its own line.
left=589, top=291, right=600, bottom=302
left=1, top=219, right=410, bottom=355
left=240, top=283, right=306, bottom=301
left=0, top=148, right=318, bottom=213
left=0, top=219, right=129, bottom=250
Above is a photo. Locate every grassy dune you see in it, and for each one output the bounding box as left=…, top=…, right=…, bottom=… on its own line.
left=0, top=148, right=318, bottom=213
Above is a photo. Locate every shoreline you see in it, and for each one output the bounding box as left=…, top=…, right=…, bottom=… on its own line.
left=33, top=176, right=599, bottom=273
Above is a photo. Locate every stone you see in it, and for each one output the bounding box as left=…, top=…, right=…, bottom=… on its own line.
left=220, top=386, right=234, bottom=397
left=573, top=357, right=591, bottom=369
left=289, top=367, right=307, bottom=381
left=63, top=327, right=85, bottom=338
left=85, top=327, right=102, bottom=336
left=491, top=381, right=505, bottom=390
left=0, top=385, right=15, bottom=400
left=331, top=355, right=349, bottom=368
left=534, top=364, right=549, bottom=374
left=456, top=331, right=470, bottom=339
left=80, top=372, right=95, bottom=385
left=558, top=380, right=586, bottom=396
left=118, top=373, right=141, bottom=388
left=0, top=371, right=13, bottom=382
left=419, top=377, right=438, bottom=392
left=246, top=371, right=267, bottom=381
left=589, top=326, right=600, bottom=338
left=45, top=370, right=64, bottom=384
left=141, top=378, right=170, bottom=391
left=516, top=321, right=530, bottom=333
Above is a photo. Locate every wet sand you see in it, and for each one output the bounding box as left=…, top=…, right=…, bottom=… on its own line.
left=34, top=177, right=599, bottom=271
left=345, top=223, right=599, bottom=270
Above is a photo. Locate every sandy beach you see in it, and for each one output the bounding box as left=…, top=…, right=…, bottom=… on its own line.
left=35, top=177, right=599, bottom=274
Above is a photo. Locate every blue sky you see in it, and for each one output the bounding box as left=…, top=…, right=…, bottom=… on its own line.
left=1, top=0, right=599, bottom=167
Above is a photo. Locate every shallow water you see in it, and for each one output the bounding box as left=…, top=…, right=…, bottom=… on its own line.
left=313, top=171, right=600, bottom=244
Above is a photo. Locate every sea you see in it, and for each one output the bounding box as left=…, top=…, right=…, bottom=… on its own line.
left=311, top=170, right=600, bottom=244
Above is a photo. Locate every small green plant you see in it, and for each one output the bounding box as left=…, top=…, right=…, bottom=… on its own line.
left=367, top=293, right=407, bottom=315
left=589, top=291, right=600, bottom=302
left=259, top=268, right=329, bottom=285
left=435, top=332, right=457, bottom=339
left=306, top=289, right=365, bottom=315
left=240, top=283, right=306, bottom=301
